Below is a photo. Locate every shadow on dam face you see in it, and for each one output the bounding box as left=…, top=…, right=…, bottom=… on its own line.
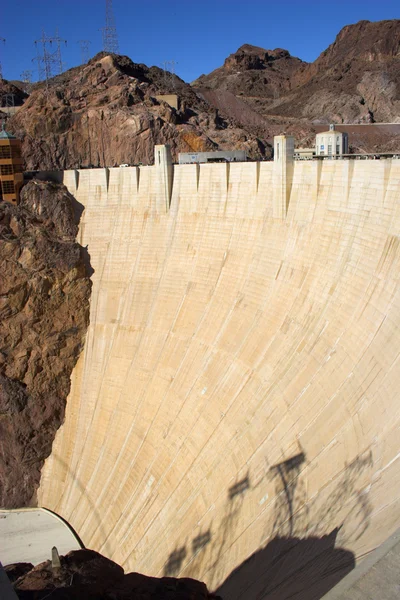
left=161, top=451, right=372, bottom=598
left=213, top=451, right=372, bottom=599
left=215, top=531, right=355, bottom=600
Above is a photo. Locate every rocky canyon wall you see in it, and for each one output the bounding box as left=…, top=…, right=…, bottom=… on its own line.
left=0, top=181, right=92, bottom=508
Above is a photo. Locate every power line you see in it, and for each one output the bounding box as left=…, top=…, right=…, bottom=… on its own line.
left=33, top=29, right=67, bottom=84
left=0, top=38, right=5, bottom=80
left=78, top=40, right=91, bottom=64
left=101, top=0, right=119, bottom=54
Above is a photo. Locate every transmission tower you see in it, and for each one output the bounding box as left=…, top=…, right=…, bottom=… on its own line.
left=33, top=29, right=67, bottom=83
left=20, top=70, right=33, bottom=93
left=161, top=60, right=177, bottom=91
left=21, top=70, right=32, bottom=84
left=101, top=0, right=119, bottom=54
left=78, top=40, right=91, bottom=64
left=0, top=38, right=5, bottom=80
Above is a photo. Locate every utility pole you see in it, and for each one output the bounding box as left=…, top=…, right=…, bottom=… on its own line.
left=78, top=40, right=91, bottom=64
left=20, top=70, right=33, bottom=93
left=101, top=0, right=119, bottom=54
left=0, top=38, right=5, bottom=80
left=161, top=60, right=177, bottom=91
left=33, top=29, right=67, bottom=84
left=20, top=70, right=32, bottom=84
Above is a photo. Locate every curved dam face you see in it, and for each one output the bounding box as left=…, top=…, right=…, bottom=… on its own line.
left=39, top=154, right=400, bottom=595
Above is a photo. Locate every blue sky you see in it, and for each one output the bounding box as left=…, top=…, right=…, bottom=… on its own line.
left=1, top=0, right=399, bottom=83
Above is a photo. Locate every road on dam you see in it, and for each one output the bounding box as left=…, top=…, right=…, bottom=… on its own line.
left=36, top=154, right=400, bottom=598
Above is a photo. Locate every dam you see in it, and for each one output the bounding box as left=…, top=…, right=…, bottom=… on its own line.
left=36, top=141, right=400, bottom=597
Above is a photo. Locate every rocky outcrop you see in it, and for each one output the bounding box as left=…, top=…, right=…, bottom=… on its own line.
left=9, top=549, right=220, bottom=599
left=193, top=44, right=305, bottom=99
left=7, top=53, right=269, bottom=170
left=0, top=180, right=91, bottom=508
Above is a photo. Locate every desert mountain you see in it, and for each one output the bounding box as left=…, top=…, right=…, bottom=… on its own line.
left=273, top=19, right=400, bottom=124
left=5, top=53, right=269, bottom=171
left=193, top=20, right=400, bottom=150
left=2, top=19, right=400, bottom=168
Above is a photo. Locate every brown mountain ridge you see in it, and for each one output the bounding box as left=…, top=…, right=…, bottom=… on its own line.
left=193, top=20, right=400, bottom=124
left=2, top=19, right=400, bottom=169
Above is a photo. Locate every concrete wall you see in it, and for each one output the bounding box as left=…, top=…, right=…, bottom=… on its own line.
left=155, top=94, right=179, bottom=110
left=38, top=158, right=400, bottom=593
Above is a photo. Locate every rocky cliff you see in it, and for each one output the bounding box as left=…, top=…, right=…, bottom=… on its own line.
left=6, top=53, right=269, bottom=170
left=0, top=181, right=91, bottom=508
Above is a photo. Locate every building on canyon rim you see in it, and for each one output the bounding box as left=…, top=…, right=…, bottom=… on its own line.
left=0, top=123, right=24, bottom=204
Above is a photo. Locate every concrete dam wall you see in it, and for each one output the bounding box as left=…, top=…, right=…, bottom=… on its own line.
left=38, top=153, right=400, bottom=596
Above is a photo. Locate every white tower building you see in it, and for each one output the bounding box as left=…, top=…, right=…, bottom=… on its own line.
left=316, top=124, right=348, bottom=157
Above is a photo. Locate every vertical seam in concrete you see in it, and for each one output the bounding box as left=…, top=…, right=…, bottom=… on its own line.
left=256, top=162, right=260, bottom=194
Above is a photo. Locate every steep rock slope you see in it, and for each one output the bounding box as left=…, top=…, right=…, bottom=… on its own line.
left=0, top=181, right=91, bottom=508
left=7, top=53, right=269, bottom=170
left=275, top=19, right=400, bottom=123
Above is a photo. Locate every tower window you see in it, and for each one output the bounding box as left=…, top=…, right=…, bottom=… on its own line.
left=0, top=146, right=12, bottom=159
left=1, top=180, right=15, bottom=194
left=0, top=164, right=13, bottom=175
